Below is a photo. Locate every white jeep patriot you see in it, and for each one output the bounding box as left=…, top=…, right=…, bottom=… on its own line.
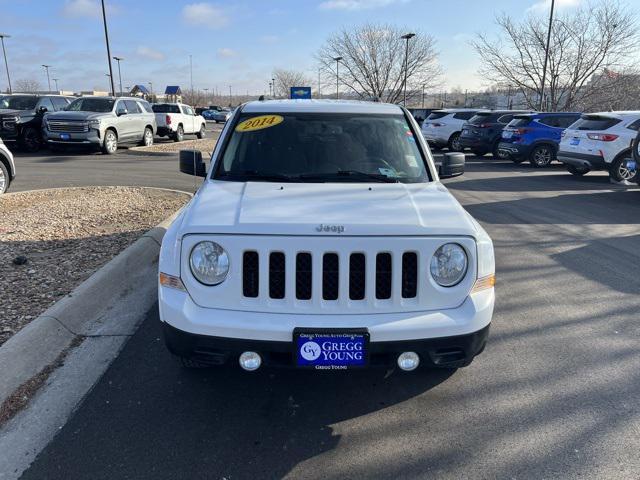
left=159, top=100, right=495, bottom=372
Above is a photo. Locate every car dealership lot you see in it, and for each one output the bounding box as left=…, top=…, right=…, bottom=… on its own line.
left=13, top=153, right=640, bottom=479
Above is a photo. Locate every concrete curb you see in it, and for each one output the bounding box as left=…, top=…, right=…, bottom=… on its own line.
left=0, top=207, right=184, bottom=413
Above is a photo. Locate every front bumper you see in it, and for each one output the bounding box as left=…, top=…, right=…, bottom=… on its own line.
left=159, top=287, right=495, bottom=369
left=557, top=151, right=607, bottom=170
left=43, top=128, right=102, bottom=146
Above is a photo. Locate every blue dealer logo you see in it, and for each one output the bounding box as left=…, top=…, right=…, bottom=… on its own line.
left=300, top=341, right=321, bottom=361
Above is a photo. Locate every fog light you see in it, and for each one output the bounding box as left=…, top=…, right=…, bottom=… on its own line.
left=239, top=351, right=262, bottom=371
left=397, top=352, right=420, bottom=371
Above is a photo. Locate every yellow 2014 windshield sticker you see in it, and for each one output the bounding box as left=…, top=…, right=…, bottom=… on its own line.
left=235, top=115, right=284, bottom=132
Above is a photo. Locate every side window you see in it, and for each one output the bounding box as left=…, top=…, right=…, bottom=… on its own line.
left=453, top=111, right=475, bottom=121
left=115, top=100, right=126, bottom=113
left=37, top=97, right=55, bottom=112
left=125, top=100, right=141, bottom=113
left=139, top=101, right=153, bottom=113
left=538, top=116, right=559, bottom=128
left=626, top=119, right=640, bottom=131
left=498, top=114, right=513, bottom=124
left=184, top=105, right=194, bottom=116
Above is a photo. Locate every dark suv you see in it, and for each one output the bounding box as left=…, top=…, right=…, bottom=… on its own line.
left=0, top=94, right=74, bottom=152
left=459, top=110, right=533, bottom=158
left=498, top=112, right=581, bottom=167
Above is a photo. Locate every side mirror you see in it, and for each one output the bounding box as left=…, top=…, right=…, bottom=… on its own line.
left=38, top=106, right=48, bottom=114
left=179, top=150, right=207, bottom=177
left=116, top=107, right=127, bottom=116
left=439, top=152, right=465, bottom=179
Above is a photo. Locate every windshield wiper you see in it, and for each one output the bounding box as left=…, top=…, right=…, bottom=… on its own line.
left=299, top=170, right=399, bottom=183
left=219, top=170, right=295, bottom=182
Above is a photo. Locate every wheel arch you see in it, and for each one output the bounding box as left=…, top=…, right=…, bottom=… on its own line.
left=0, top=153, right=14, bottom=180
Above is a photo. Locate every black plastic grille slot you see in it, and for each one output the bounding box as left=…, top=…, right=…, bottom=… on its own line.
left=242, top=251, right=259, bottom=298
left=296, top=253, right=312, bottom=300
left=269, top=252, right=286, bottom=299
left=322, top=253, right=339, bottom=300
left=402, top=252, right=418, bottom=298
left=376, top=253, right=392, bottom=299
left=349, top=253, right=366, bottom=300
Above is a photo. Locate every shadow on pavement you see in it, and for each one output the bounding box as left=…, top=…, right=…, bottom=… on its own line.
left=20, top=307, right=455, bottom=480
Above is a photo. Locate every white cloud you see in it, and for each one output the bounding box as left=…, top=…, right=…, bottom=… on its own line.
left=136, top=46, right=164, bottom=61
left=62, top=0, right=117, bottom=17
left=182, top=3, right=228, bottom=28
left=527, top=0, right=582, bottom=13
left=319, top=0, right=409, bottom=11
left=217, top=48, right=237, bottom=58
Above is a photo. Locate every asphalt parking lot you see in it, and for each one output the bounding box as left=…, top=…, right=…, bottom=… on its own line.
left=12, top=150, right=640, bottom=479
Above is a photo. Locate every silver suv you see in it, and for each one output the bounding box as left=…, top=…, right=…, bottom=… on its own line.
left=42, top=96, right=157, bottom=154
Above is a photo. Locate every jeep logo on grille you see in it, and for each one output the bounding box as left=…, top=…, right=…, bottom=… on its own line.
left=316, top=224, right=345, bottom=233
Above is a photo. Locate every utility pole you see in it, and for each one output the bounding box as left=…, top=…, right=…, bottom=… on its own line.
left=41, top=64, right=51, bottom=92
left=0, top=33, right=12, bottom=94
left=52, top=78, right=59, bottom=92
left=400, top=33, right=416, bottom=106
left=539, top=0, right=555, bottom=111
left=421, top=84, right=425, bottom=108
left=228, top=85, right=232, bottom=106
left=271, top=77, right=275, bottom=97
left=268, top=82, right=272, bottom=97
left=101, top=0, right=115, bottom=96
left=333, top=56, right=342, bottom=99
left=113, top=56, right=124, bottom=96
left=105, top=73, right=112, bottom=92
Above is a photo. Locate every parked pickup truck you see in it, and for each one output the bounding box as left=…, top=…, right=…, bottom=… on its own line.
left=152, top=103, right=206, bottom=142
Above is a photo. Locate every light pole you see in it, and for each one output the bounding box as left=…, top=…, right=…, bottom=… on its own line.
left=52, top=78, right=59, bottom=92
left=268, top=82, right=272, bottom=97
left=0, top=33, right=12, bottom=94
left=101, top=0, right=115, bottom=96
left=41, top=64, right=51, bottom=92
left=228, top=85, right=232, bottom=106
left=539, top=0, right=555, bottom=111
left=333, top=56, right=342, bottom=99
left=271, top=77, right=275, bottom=97
left=400, top=33, right=416, bottom=106
left=113, top=56, right=124, bottom=96
left=421, top=84, right=425, bottom=108
left=148, top=81, right=153, bottom=99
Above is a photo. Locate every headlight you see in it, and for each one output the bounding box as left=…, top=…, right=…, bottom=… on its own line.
left=88, top=119, right=101, bottom=128
left=189, top=241, right=229, bottom=285
left=430, top=243, right=468, bottom=287
left=13, top=116, right=22, bottom=124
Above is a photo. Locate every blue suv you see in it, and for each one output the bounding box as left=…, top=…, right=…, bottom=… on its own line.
left=498, top=112, right=581, bottom=167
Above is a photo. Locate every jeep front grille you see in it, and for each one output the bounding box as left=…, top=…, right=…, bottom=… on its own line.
left=245, top=251, right=418, bottom=302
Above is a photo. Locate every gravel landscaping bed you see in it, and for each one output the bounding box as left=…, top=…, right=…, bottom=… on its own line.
left=0, top=187, right=190, bottom=347
left=133, top=133, right=220, bottom=156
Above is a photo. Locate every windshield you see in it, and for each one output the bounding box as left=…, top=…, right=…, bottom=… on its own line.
left=65, top=98, right=115, bottom=113
left=152, top=104, right=180, bottom=113
left=0, top=95, right=39, bottom=110
left=214, top=112, right=430, bottom=183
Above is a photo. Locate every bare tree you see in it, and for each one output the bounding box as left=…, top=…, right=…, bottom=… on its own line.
left=472, top=1, right=638, bottom=111
left=316, top=23, right=442, bottom=104
left=272, top=69, right=313, bottom=98
left=14, top=78, right=41, bottom=93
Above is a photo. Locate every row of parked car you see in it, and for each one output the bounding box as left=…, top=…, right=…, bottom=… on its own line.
left=419, top=108, right=639, bottom=183
left=0, top=94, right=231, bottom=155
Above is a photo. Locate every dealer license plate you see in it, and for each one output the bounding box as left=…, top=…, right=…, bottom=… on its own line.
left=570, top=137, right=580, bottom=145
left=59, top=133, right=70, bottom=140
left=294, top=329, right=369, bottom=370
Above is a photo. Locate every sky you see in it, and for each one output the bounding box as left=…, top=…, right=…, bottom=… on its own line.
left=0, top=0, right=637, bottom=96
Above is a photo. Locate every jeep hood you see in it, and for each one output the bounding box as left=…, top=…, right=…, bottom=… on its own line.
left=178, top=181, right=479, bottom=237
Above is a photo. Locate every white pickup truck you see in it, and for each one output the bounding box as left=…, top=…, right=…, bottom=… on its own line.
left=152, top=103, right=206, bottom=142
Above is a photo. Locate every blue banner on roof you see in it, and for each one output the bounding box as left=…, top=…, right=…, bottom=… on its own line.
left=290, top=87, right=311, bottom=99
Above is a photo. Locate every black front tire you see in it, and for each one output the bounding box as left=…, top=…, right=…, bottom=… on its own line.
left=196, top=124, right=206, bottom=139
left=140, top=127, right=154, bottom=147
left=567, top=165, right=589, bottom=176
left=19, top=127, right=42, bottom=152
left=492, top=140, right=509, bottom=159
left=102, top=129, right=118, bottom=155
